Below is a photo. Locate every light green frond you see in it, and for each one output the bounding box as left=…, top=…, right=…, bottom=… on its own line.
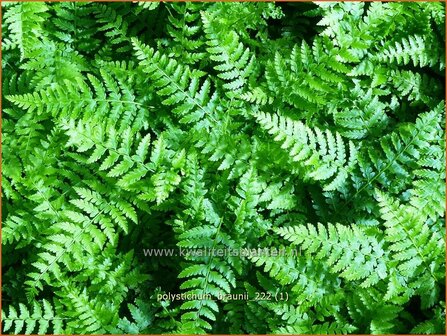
left=276, top=223, right=387, bottom=287
left=255, top=111, right=357, bottom=191
left=2, top=300, right=65, bottom=335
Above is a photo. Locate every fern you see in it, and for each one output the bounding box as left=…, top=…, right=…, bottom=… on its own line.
left=62, top=285, right=118, bottom=334
left=7, top=69, right=149, bottom=131
left=202, top=11, right=256, bottom=94
left=132, top=37, right=218, bottom=125
left=352, top=106, right=443, bottom=200
left=2, top=2, right=49, bottom=59
left=176, top=212, right=237, bottom=333
left=25, top=182, right=138, bottom=299
left=165, top=3, right=207, bottom=65
left=93, top=4, right=135, bottom=54
left=65, top=119, right=185, bottom=205
left=276, top=223, right=387, bottom=287
left=376, top=191, right=444, bottom=308
left=332, top=85, right=389, bottom=140
left=254, top=111, right=357, bottom=191
left=263, top=39, right=350, bottom=115
left=2, top=2, right=445, bottom=334
left=46, top=2, right=99, bottom=54
left=375, top=35, right=443, bottom=70
left=116, top=300, right=155, bottom=334
left=2, top=300, right=65, bottom=334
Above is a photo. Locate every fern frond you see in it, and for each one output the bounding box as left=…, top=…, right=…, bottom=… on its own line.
left=2, top=300, right=65, bottom=334
left=376, top=191, right=444, bottom=308
left=47, top=2, right=99, bottom=54
left=7, top=69, right=150, bottom=131
left=132, top=38, right=218, bottom=125
left=249, top=254, right=300, bottom=286
left=240, top=87, right=273, bottom=106
left=63, top=286, right=118, bottom=334
left=25, top=182, right=138, bottom=297
left=375, top=35, right=444, bottom=70
left=177, top=153, right=208, bottom=221
left=408, top=111, right=445, bottom=221
left=93, top=4, right=133, bottom=53
left=166, top=3, right=207, bottom=65
left=387, top=69, right=443, bottom=107
left=276, top=320, right=356, bottom=335
left=3, top=2, right=49, bottom=59
left=19, top=40, right=88, bottom=90
left=202, top=11, right=256, bottom=94
left=230, top=167, right=266, bottom=233
left=352, top=106, right=443, bottom=198
left=264, top=39, right=349, bottom=113
left=410, top=303, right=446, bottom=334
left=63, top=119, right=184, bottom=205
left=117, top=299, right=154, bottom=334
left=137, top=2, right=159, bottom=11
left=410, top=168, right=445, bottom=222
left=64, top=121, right=151, bottom=185
left=3, top=214, right=35, bottom=246
left=276, top=223, right=387, bottom=287
left=176, top=214, right=236, bottom=333
left=254, top=111, right=357, bottom=191
left=2, top=2, right=445, bottom=334
left=332, top=85, right=389, bottom=140
left=346, top=288, right=404, bottom=334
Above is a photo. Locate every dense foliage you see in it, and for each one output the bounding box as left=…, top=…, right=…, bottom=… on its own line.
left=2, top=1, right=446, bottom=334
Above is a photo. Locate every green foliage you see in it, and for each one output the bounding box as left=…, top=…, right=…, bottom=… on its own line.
left=2, top=300, right=65, bottom=334
left=276, top=223, right=387, bottom=287
left=254, top=111, right=357, bottom=191
left=116, top=299, right=155, bottom=334
left=2, top=2, right=445, bottom=335
left=2, top=2, right=49, bottom=59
